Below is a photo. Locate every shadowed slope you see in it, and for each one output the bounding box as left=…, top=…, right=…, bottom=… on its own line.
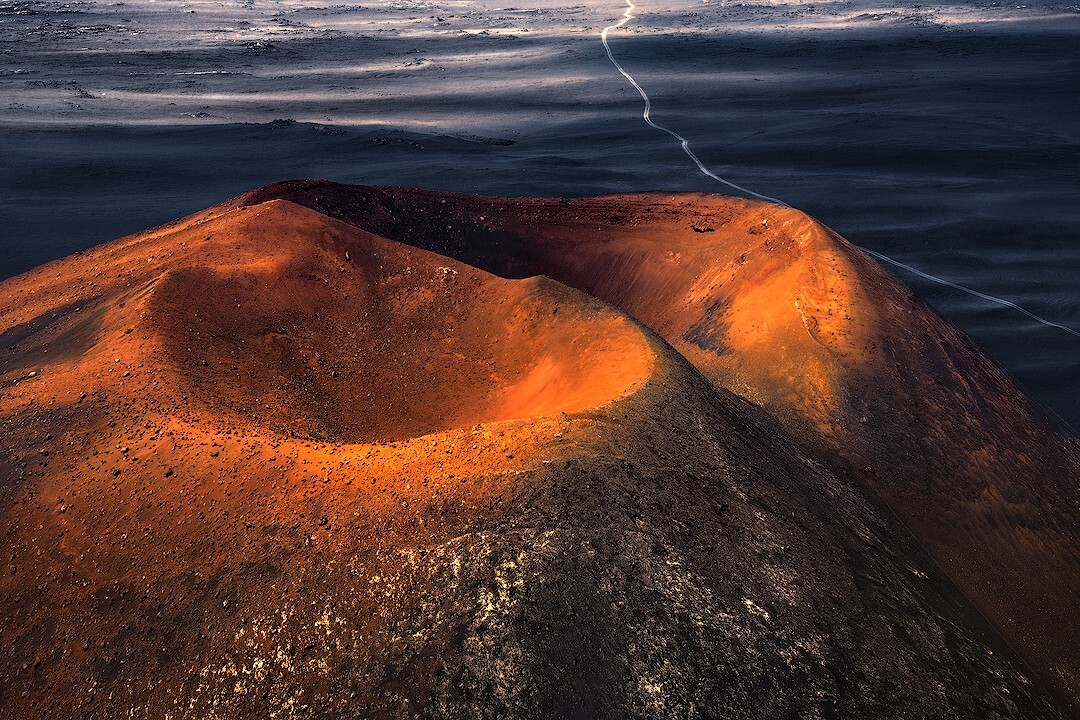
left=242, top=180, right=1080, bottom=707
left=0, top=192, right=1071, bottom=718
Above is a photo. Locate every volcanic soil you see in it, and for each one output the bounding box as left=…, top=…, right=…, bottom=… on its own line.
left=0, top=186, right=1076, bottom=718
left=245, top=180, right=1080, bottom=707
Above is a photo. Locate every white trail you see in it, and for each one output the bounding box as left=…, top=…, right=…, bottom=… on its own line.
left=600, top=0, right=788, bottom=205
left=600, top=0, right=1080, bottom=340
left=860, top=248, right=1080, bottom=339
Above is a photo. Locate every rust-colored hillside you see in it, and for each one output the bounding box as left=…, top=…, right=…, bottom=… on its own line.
left=241, top=181, right=1080, bottom=708
left=1, top=185, right=1076, bottom=718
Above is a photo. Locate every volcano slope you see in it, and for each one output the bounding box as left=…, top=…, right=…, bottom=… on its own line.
left=0, top=191, right=1073, bottom=719
left=240, top=181, right=1080, bottom=708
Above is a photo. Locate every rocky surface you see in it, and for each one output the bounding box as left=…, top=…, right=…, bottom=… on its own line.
left=0, top=187, right=1075, bottom=718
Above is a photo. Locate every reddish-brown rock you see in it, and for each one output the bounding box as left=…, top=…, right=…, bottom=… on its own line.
left=0, top=185, right=1075, bottom=718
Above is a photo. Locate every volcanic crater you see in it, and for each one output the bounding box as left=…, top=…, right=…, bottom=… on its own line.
left=0, top=183, right=1077, bottom=719
left=143, top=200, right=654, bottom=444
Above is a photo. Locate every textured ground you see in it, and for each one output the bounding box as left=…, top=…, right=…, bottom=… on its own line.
left=250, top=182, right=1080, bottom=704
left=0, top=186, right=1077, bottom=718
